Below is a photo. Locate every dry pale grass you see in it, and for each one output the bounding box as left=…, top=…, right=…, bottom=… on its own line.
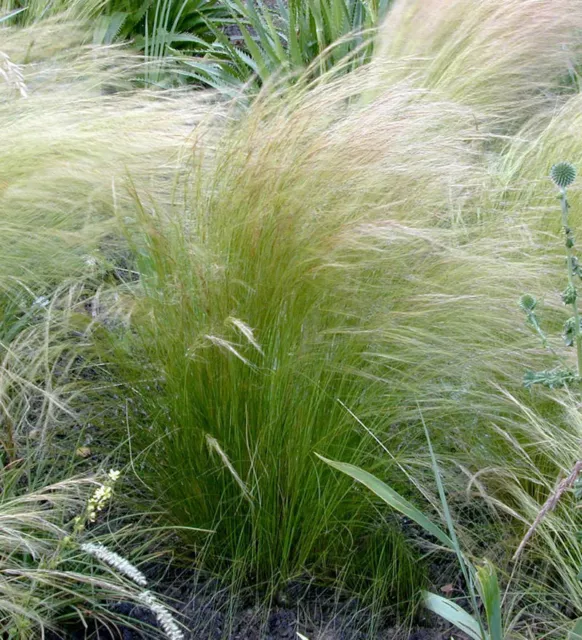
left=373, top=0, right=582, bottom=127
left=0, top=472, right=151, bottom=638
left=0, top=20, right=222, bottom=286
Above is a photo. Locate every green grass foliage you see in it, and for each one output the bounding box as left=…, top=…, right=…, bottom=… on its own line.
left=100, top=66, right=568, bottom=602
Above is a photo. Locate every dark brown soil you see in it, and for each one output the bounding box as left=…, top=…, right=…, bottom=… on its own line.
left=48, top=569, right=467, bottom=640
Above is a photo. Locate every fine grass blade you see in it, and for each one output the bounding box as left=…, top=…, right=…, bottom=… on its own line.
left=0, top=7, right=27, bottom=24
left=419, top=411, right=488, bottom=639
left=316, top=454, right=454, bottom=549
left=423, top=591, right=487, bottom=640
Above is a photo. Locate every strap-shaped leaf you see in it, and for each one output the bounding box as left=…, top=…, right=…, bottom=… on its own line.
left=423, top=591, right=487, bottom=640
left=476, top=561, right=503, bottom=640
left=569, top=619, right=582, bottom=640
left=0, top=7, right=27, bottom=24
left=316, top=454, right=454, bottom=550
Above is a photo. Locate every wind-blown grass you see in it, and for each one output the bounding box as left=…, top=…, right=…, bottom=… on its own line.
left=373, top=0, right=582, bottom=128
left=95, top=60, right=572, bottom=607
left=497, top=93, right=582, bottom=237
left=3, top=1, right=582, bottom=635
left=449, top=391, right=582, bottom=637
left=0, top=0, right=97, bottom=24
left=0, top=20, right=218, bottom=291
left=103, top=72, right=479, bottom=600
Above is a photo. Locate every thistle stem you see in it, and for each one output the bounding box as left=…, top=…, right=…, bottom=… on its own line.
left=561, top=188, right=582, bottom=376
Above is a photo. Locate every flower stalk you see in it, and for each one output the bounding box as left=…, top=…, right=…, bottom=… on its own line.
left=559, top=184, right=582, bottom=376
left=520, top=162, right=580, bottom=389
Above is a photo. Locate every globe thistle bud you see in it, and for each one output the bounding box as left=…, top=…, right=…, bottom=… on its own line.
left=562, top=285, right=577, bottom=305
left=550, top=162, right=577, bottom=189
left=519, top=294, right=537, bottom=312
left=563, top=316, right=581, bottom=346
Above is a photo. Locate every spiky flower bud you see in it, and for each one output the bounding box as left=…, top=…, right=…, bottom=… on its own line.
left=550, top=162, right=577, bottom=189
left=563, top=316, right=582, bottom=346
left=562, top=285, right=578, bottom=305
left=519, top=294, right=537, bottom=312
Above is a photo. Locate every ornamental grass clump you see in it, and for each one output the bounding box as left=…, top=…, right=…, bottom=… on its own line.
left=520, top=163, right=582, bottom=388
left=99, top=57, right=568, bottom=606
left=103, top=73, right=488, bottom=600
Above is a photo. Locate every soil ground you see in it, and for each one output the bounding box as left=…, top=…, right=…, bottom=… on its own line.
left=51, top=568, right=467, bottom=639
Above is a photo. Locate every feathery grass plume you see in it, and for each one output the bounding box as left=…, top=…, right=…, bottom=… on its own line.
left=0, top=50, right=26, bottom=97
left=0, top=0, right=103, bottom=25
left=0, top=19, right=220, bottom=289
left=81, top=542, right=186, bottom=640
left=0, top=17, right=89, bottom=62
left=373, top=0, right=582, bottom=127
left=139, top=591, right=184, bottom=640
left=100, top=60, right=566, bottom=607
left=499, top=94, right=582, bottom=236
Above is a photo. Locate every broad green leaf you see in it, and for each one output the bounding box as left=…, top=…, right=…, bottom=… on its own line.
left=423, top=591, right=487, bottom=640
left=238, top=22, right=270, bottom=81
left=93, top=12, right=128, bottom=46
left=287, top=8, right=303, bottom=67
left=165, top=33, right=210, bottom=45
left=476, top=561, right=503, bottom=640
left=255, top=0, right=287, bottom=62
left=170, top=0, right=191, bottom=34
left=569, top=619, right=582, bottom=640
left=316, top=454, right=454, bottom=550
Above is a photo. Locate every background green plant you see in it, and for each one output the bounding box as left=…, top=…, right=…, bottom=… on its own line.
left=92, top=0, right=233, bottom=86
left=184, top=0, right=391, bottom=91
